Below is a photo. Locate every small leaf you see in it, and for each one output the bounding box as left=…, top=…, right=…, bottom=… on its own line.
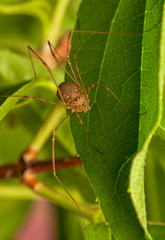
left=0, top=82, right=33, bottom=121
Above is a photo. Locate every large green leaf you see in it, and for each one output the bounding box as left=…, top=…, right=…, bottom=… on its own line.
left=68, top=0, right=165, bottom=239
left=145, top=135, right=165, bottom=223
left=129, top=1, right=165, bottom=238
left=148, top=224, right=165, bottom=240
left=86, top=223, right=111, bottom=240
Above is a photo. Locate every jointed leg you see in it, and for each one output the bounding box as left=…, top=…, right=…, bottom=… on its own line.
left=72, top=34, right=87, bottom=93
left=0, top=95, right=66, bottom=108
left=88, top=84, right=146, bottom=115
left=52, top=112, right=72, bottom=176
left=66, top=30, right=81, bottom=86
left=27, top=46, right=64, bottom=103
left=52, top=111, right=86, bottom=228
left=47, top=41, right=78, bottom=86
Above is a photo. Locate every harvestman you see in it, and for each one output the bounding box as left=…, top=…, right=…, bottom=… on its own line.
left=1, top=29, right=146, bottom=227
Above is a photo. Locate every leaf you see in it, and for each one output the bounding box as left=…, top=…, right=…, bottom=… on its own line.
left=145, top=135, right=165, bottom=222
left=148, top=224, right=165, bottom=240
left=86, top=223, right=111, bottom=240
left=129, top=1, right=165, bottom=238
left=0, top=49, right=57, bottom=122
left=68, top=0, right=165, bottom=239
left=0, top=78, right=54, bottom=122
left=0, top=82, right=33, bottom=121
left=156, top=97, right=165, bottom=140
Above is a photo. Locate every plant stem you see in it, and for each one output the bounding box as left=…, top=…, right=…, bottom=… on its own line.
left=30, top=105, right=65, bottom=152
left=0, top=157, right=82, bottom=179
left=34, top=181, right=103, bottom=222
left=44, top=0, right=70, bottom=44
left=0, top=179, right=104, bottom=222
left=0, top=185, right=37, bottom=200
left=21, top=169, right=104, bottom=223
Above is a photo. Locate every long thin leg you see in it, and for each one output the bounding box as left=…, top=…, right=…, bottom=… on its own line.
left=52, top=111, right=86, bottom=228
left=67, top=23, right=159, bottom=36
left=53, top=45, right=65, bottom=62
left=67, top=29, right=142, bottom=36
left=27, top=46, right=64, bottom=103
left=88, top=84, right=146, bottom=115
left=67, top=30, right=87, bottom=93
left=67, top=27, right=148, bottom=95
left=28, top=46, right=37, bottom=79
left=0, top=95, right=66, bottom=108
left=47, top=39, right=83, bottom=90
left=66, top=31, right=82, bottom=88
left=75, top=112, right=103, bottom=155
left=47, top=41, right=80, bottom=87
left=72, top=33, right=87, bottom=94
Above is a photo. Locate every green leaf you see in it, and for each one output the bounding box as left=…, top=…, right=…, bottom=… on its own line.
left=0, top=82, right=33, bottom=121
left=68, top=0, right=165, bottom=239
left=86, top=223, right=111, bottom=240
left=148, top=224, right=165, bottom=240
left=0, top=78, right=55, bottom=122
left=145, top=135, right=165, bottom=222
left=0, top=49, right=57, bottom=122
left=129, top=2, right=165, bottom=239
left=156, top=97, right=165, bottom=140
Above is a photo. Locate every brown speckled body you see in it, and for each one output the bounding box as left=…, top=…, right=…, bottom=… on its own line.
left=57, top=82, right=90, bottom=113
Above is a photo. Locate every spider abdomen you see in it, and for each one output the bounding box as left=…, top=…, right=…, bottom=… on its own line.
left=57, top=82, right=90, bottom=113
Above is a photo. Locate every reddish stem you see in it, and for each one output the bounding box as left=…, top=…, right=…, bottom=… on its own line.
left=0, top=157, right=82, bottom=179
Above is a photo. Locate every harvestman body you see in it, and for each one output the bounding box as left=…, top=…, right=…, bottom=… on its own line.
left=0, top=29, right=145, bottom=227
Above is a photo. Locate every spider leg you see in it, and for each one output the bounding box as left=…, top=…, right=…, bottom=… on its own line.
left=27, top=46, right=64, bottom=103
left=88, top=84, right=147, bottom=115
left=0, top=95, right=66, bottom=108
left=51, top=111, right=86, bottom=229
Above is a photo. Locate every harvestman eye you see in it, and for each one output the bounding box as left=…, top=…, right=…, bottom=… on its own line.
left=0, top=29, right=147, bottom=228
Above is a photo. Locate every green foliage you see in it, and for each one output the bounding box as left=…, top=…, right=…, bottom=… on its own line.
left=0, top=0, right=165, bottom=239
left=68, top=0, right=165, bottom=239
left=86, top=223, right=111, bottom=240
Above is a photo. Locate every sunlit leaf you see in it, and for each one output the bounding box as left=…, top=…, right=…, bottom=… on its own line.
left=69, top=0, right=165, bottom=239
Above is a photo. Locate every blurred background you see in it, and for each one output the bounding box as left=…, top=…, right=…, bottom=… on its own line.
left=0, top=0, right=97, bottom=239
